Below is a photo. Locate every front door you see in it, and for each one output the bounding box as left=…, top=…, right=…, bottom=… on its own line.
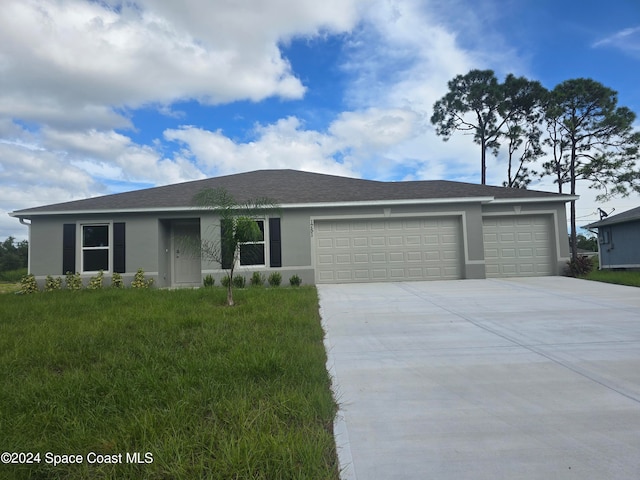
left=172, top=220, right=201, bottom=286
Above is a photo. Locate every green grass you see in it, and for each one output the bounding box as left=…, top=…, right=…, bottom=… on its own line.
left=0, top=287, right=339, bottom=480
left=583, top=268, right=640, bottom=287
left=0, top=269, right=26, bottom=293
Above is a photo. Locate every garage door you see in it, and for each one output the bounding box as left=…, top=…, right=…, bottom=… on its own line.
left=314, top=217, right=462, bottom=283
left=483, top=215, right=553, bottom=277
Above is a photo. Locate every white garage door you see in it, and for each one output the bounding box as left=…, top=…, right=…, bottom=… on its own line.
left=483, top=215, right=554, bottom=277
left=314, top=217, right=462, bottom=283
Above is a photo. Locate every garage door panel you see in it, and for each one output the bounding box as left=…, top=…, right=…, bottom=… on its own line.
left=335, top=238, right=350, bottom=248
left=407, top=251, right=422, bottom=262
left=315, top=217, right=462, bottom=283
left=483, top=215, right=554, bottom=278
left=317, top=239, right=333, bottom=249
left=389, top=252, right=404, bottom=262
left=371, top=252, right=386, bottom=263
left=370, top=236, right=385, bottom=247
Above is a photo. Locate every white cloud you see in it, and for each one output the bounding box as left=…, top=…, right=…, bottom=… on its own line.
left=593, top=26, right=640, bottom=57
left=0, top=0, right=368, bottom=129
left=164, top=118, right=354, bottom=177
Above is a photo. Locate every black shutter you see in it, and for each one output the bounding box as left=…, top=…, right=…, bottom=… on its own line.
left=269, top=218, right=282, bottom=267
left=113, top=222, right=126, bottom=273
left=221, top=219, right=233, bottom=269
left=62, top=224, right=76, bottom=274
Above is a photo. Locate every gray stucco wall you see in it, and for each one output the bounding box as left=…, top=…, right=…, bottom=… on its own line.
left=23, top=198, right=572, bottom=285
left=598, top=220, right=640, bottom=268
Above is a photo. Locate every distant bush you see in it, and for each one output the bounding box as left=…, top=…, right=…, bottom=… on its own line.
left=221, top=275, right=230, bottom=288
left=250, top=271, right=265, bottom=287
left=268, top=272, right=282, bottom=287
left=19, top=274, right=38, bottom=294
left=0, top=268, right=27, bottom=282
left=203, top=274, right=215, bottom=287
left=289, top=274, right=302, bottom=287
left=566, top=256, right=594, bottom=277
left=232, top=275, right=246, bottom=289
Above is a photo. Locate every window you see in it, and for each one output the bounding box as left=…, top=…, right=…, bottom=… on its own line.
left=239, top=219, right=265, bottom=266
left=82, top=224, right=109, bottom=272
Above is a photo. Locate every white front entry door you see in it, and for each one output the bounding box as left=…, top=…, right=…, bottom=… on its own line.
left=172, top=221, right=202, bottom=286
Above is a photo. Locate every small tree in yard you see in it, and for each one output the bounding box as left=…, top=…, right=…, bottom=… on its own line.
left=192, top=188, right=279, bottom=306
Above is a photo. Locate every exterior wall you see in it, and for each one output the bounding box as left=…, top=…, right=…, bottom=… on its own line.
left=598, top=220, right=640, bottom=268
left=24, top=198, right=572, bottom=286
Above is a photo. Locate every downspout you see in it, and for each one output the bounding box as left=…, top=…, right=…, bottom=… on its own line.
left=19, top=218, right=31, bottom=274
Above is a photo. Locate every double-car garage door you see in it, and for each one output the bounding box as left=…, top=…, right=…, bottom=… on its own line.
left=314, top=214, right=555, bottom=283
left=314, top=217, right=462, bottom=283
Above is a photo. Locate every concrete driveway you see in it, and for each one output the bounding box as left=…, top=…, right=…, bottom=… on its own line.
left=318, top=277, right=640, bottom=480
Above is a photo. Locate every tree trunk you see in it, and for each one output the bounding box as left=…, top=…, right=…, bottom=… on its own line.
left=227, top=285, right=234, bottom=306
left=227, top=269, right=235, bottom=306
left=481, top=137, right=487, bottom=185
left=570, top=142, right=578, bottom=262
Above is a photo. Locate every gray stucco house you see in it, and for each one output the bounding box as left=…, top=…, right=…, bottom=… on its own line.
left=10, top=169, right=575, bottom=287
left=586, top=206, right=640, bottom=270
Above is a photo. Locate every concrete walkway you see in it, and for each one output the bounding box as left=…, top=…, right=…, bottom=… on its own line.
left=318, top=277, right=640, bottom=480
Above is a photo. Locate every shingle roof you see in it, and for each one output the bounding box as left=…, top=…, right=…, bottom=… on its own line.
left=585, top=206, right=640, bottom=228
left=11, top=169, right=572, bottom=216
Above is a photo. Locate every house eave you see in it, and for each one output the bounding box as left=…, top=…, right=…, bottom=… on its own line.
left=11, top=196, right=501, bottom=218
left=9, top=195, right=573, bottom=219
left=489, top=195, right=578, bottom=204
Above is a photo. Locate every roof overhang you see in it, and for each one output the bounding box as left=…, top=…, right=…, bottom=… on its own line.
left=9, top=194, right=575, bottom=219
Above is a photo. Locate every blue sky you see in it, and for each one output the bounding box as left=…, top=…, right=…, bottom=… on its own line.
left=1, top=0, right=640, bottom=240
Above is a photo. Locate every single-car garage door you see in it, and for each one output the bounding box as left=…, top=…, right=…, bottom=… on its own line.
left=314, top=217, right=462, bottom=283
left=483, top=215, right=554, bottom=277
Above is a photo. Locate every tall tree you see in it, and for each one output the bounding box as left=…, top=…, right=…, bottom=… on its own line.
left=431, top=70, right=545, bottom=186
left=542, top=78, right=640, bottom=260
left=191, top=188, right=279, bottom=306
left=0, top=237, right=28, bottom=271
left=431, top=70, right=503, bottom=184
left=500, top=75, right=546, bottom=188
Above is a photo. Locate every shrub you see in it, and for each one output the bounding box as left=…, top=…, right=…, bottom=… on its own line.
left=566, top=255, right=594, bottom=277
left=44, top=275, right=62, bottom=292
left=131, top=268, right=154, bottom=288
left=111, top=272, right=124, bottom=289
left=0, top=268, right=27, bottom=282
left=221, top=275, right=230, bottom=288
left=250, top=271, right=265, bottom=287
left=88, top=270, right=104, bottom=290
left=232, top=275, right=246, bottom=289
left=19, top=274, right=39, bottom=294
left=289, top=274, right=302, bottom=287
left=65, top=272, right=83, bottom=291
left=203, top=274, right=215, bottom=287
left=268, top=271, right=282, bottom=287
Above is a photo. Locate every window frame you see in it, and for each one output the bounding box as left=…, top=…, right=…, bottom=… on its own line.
left=80, top=223, right=112, bottom=273
left=238, top=218, right=268, bottom=268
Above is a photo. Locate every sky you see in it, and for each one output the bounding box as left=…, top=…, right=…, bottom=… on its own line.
left=2, top=0, right=640, bottom=241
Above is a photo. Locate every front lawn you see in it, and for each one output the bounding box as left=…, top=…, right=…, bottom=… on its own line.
left=583, top=268, right=640, bottom=287
left=0, top=287, right=339, bottom=479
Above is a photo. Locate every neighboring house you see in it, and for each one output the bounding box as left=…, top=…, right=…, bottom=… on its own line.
left=585, top=206, right=640, bottom=270
left=10, top=169, right=575, bottom=287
